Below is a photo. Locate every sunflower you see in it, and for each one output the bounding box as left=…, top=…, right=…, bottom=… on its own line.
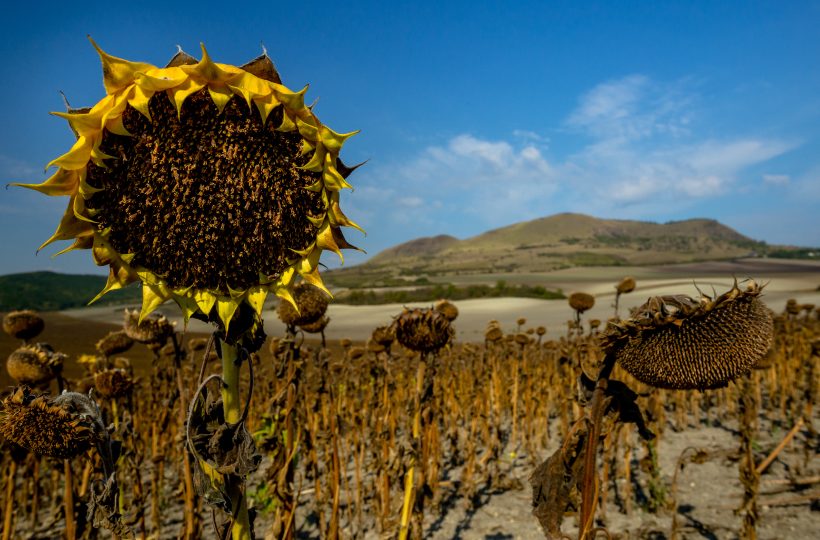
left=15, top=39, right=361, bottom=338
left=600, top=281, right=773, bottom=389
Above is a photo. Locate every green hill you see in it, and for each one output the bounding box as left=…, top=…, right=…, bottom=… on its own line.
left=0, top=271, right=141, bottom=311
left=325, top=213, right=791, bottom=288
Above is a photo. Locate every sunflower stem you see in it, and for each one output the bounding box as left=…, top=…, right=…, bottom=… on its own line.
left=218, top=339, right=251, bottom=540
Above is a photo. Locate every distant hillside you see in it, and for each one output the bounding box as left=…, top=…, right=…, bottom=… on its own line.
left=0, top=271, right=140, bottom=311
left=326, top=213, right=791, bottom=288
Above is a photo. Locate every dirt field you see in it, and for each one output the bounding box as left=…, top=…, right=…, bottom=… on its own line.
left=54, top=258, right=820, bottom=344
left=1, top=258, right=818, bottom=539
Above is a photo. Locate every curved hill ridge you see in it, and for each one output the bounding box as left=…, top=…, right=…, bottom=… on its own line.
left=332, top=213, right=771, bottom=285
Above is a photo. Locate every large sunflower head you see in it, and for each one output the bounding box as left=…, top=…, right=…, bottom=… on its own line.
left=16, top=39, right=362, bottom=342
left=600, top=280, right=773, bottom=390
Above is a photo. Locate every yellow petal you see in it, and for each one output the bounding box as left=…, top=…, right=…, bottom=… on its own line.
left=169, top=78, right=206, bottom=116
left=140, top=282, right=171, bottom=323
left=172, top=292, right=200, bottom=324
left=300, top=143, right=326, bottom=172
left=322, top=162, right=353, bottom=191
left=319, top=126, right=359, bottom=153
left=208, top=84, right=233, bottom=114
left=328, top=199, right=365, bottom=234
left=10, top=168, right=79, bottom=196
left=300, top=267, right=332, bottom=298
left=246, top=286, right=269, bottom=316
left=89, top=37, right=155, bottom=94
left=277, top=110, right=297, bottom=132
left=104, top=114, right=131, bottom=136
left=253, top=95, right=281, bottom=125
left=46, top=136, right=92, bottom=171
left=272, top=84, right=308, bottom=111
left=128, top=84, right=155, bottom=120
left=53, top=234, right=93, bottom=256
left=216, top=296, right=240, bottom=330
left=296, top=118, right=319, bottom=141
left=89, top=264, right=137, bottom=304
left=38, top=196, right=95, bottom=251
left=180, top=44, right=238, bottom=84
left=135, top=68, right=187, bottom=91
left=194, top=290, right=217, bottom=316
left=50, top=111, right=103, bottom=138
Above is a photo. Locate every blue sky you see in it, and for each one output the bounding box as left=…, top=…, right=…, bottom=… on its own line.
left=1, top=1, right=818, bottom=275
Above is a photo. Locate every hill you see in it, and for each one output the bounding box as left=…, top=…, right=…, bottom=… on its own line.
left=326, top=213, right=776, bottom=288
left=0, top=271, right=140, bottom=311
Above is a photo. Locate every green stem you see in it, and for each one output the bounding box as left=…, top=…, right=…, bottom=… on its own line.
left=218, top=339, right=250, bottom=540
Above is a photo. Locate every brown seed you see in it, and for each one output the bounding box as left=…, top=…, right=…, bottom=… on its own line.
left=600, top=282, right=773, bottom=390
left=536, top=326, right=547, bottom=336
left=85, top=89, right=324, bottom=293
left=2, top=310, right=45, bottom=341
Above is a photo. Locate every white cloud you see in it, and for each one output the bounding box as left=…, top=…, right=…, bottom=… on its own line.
left=351, top=74, right=800, bottom=246
left=762, top=173, right=790, bottom=185
left=559, top=75, right=796, bottom=207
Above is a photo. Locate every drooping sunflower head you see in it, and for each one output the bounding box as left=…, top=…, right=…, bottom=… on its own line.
left=276, top=282, right=330, bottom=327
left=2, top=310, right=45, bottom=342
left=600, top=280, right=774, bottom=390
left=16, top=39, right=361, bottom=343
left=434, top=299, right=459, bottom=322
left=95, top=330, right=135, bottom=357
left=93, top=368, right=135, bottom=399
left=616, top=277, right=637, bottom=295
left=123, top=309, right=174, bottom=345
left=392, top=307, right=454, bottom=354
left=568, top=292, right=595, bottom=314
left=6, top=343, right=66, bottom=386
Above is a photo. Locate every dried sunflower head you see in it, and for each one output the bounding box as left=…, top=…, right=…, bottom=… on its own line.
left=123, top=308, right=174, bottom=345
left=371, top=325, right=395, bottom=348
left=392, top=308, right=454, bottom=354
left=93, top=368, right=135, bottom=399
left=6, top=343, right=65, bottom=386
left=484, top=322, right=503, bottom=343
left=0, top=387, right=103, bottom=459
left=600, top=281, right=774, bottom=390
left=299, top=315, right=329, bottom=334
left=2, top=310, right=45, bottom=342
left=15, top=39, right=361, bottom=343
left=616, top=277, right=637, bottom=295
left=276, top=282, right=329, bottom=327
left=568, top=292, right=595, bottom=314
left=95, top=330, right=134, bottom=357
left=434, top=299, right=459, bottom=322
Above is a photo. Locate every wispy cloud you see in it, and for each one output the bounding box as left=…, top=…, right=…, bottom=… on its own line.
left=762, top=173, right=790, bottom=185
left=561, top=75, right=796, bottom=206
left=349, top=73, right=806, bottom=253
